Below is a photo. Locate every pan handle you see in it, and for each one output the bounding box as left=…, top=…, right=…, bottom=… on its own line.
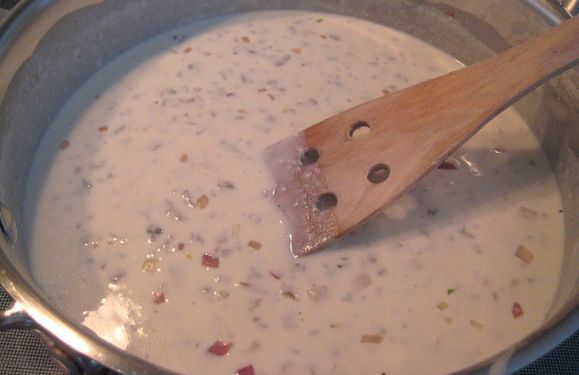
left=0, top=300, right=110, bottom=375
left=560, top=0, right=578, bottom=16
left=0, top=301, right=33, bottom=329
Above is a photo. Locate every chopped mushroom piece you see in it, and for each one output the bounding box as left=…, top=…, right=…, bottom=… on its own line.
left=207, top=340, right=232, bottom=356
left=248, top=240, right=262, bottom=250
left=146, top=225, right=163, bottom=241
left=361, top=335, right=383, bottom=344
left=469, top=320, right=484, bottom=330
left=217, top=180, right=235, bottom=190
left=515, top=245, right=534, bottom=264
left=437, top=302, right=449, bottom=311
left=196, top=194, right=209, bottom=209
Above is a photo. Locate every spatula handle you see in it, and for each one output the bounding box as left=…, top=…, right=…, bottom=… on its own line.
left=282, top=17, right=579, bottom=255
left=461, top=15, right=579, bottom=116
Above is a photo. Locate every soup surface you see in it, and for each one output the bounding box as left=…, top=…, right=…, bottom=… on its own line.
left=25, top=11, right=564, bottom=375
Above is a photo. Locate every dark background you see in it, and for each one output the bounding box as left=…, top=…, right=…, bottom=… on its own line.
left=0, top=1, right=19, bottom=10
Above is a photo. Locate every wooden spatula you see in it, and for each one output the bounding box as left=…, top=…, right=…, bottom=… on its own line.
left=266, top=17, right=579, bottom=258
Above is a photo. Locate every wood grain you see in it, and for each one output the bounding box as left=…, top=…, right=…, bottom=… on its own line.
left=267, top=17, right=579, bottom=257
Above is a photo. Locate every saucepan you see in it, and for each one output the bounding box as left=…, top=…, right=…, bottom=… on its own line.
left=0, top=0, right=577, bottom=374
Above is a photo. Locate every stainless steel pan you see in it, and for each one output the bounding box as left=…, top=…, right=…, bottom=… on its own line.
left=0, top=1, right=577, bottom=374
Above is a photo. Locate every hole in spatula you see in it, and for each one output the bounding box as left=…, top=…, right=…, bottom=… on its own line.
left=316, top=193, right=337, bottom=211
left=368, top=164, right=390, bottom=183
left=349, top=121, right=370, bottom=139
left=300, top=148, right=320, bottom=166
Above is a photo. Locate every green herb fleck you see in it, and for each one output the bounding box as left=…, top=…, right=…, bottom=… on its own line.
left=315, top=17, right=324, bottom=23
left=447, top=288, right=457, bottom=295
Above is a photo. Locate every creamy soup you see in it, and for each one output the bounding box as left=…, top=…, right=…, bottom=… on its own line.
left=25, top=11, right=564, bottom=375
